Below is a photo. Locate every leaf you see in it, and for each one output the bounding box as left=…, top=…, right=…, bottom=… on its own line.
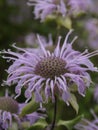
left=26, top=119, right=48, bottom=130
left=20, top=98, right=39, bottom=117
left=9, top=122, right=18, bottom=130
left=57, top=115, right=84, bottom=130
left=69, top=93, right=79, bottom=114
left=57, top=17, right=72, bottom=29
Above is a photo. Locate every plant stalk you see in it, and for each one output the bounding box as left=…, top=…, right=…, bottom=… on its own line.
left=51, top=96, right=57, bottom=130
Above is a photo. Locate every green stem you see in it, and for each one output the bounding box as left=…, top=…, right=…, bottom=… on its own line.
left=51, top=96, right=57, bottom=130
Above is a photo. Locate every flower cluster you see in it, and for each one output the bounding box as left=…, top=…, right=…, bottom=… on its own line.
left=27, top=0, right=66, bottom=21
left=1, top=30, right=98, bottom=105
left=28, top=0, right=94, bottom=21
left=68, top=0, right=93, bottom=16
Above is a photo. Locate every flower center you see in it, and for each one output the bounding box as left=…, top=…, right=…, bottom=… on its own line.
left=0, top=97, right=19, bottom=113
left=34, top=56, right=66, bottom=79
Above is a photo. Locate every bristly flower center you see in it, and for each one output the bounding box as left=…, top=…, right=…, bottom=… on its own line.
left=34, top=56, right=66, bottom=79
left=0, top=97, right=19, bottom=113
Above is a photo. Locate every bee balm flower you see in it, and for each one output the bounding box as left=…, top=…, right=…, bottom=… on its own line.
left=0, top=96, right=19, bottom=130
left=1, top=30, right=98, bottom=104
left=27, top=0, right=66, bottom=21
left=0, top=95, right=46, bottom=130
left=68, top=0, right=93, bottom=16
left=85, top=18, right=98, bottom=50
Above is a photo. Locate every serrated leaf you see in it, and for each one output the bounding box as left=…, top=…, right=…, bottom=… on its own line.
left=57, top=17, right=72, bottom=29
left=26, top=119, right=48, bottom=130
left=69, top=93, right=79, bottom=114
left=57, top=115, right=84, bottom=130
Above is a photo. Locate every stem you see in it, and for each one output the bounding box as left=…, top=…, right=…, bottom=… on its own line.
left=51, top=96, right=57, bottom=130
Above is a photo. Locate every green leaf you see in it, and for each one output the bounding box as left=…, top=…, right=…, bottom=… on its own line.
left=20, top=98, right=39, bottom=117
left=21, top=122, right=30, bottom=129
left=9, top=122, right=18, bottom=130
left=26, top=119, right=48, bottom=130
left=69, top=93, right=79, bottom=114
left=45, top=14, right=57, bottom=21
left=57, top=115, right=84, bottom=130
left=57, top=17, right=72, bottom=29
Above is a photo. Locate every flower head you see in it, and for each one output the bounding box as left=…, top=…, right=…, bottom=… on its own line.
left=27, top=0, right=66, bottom=21
left=0, top=91, right=46, bottom=130
left=1, top=30, right=98, bottom=104
left=0, top=96, right=19, bottom=130
left=67, top=0, right=93, bottom=16
left=85, top=18, right=98, bottom=50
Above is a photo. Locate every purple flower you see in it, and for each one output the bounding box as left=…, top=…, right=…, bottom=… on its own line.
left=94, top=84, right=98, bottom=103
left=0, top=96, right=20, bottom=130
left=0, top=92, right=46, bottom=130
left=92, top=0, right=98, bottom=14
left=22, top=107, right=47, bottom=125
left=74, top=110, right=98, bottom=130
left=25, top=33, right=53, bottom=48
left=25, top=33, right=53, bottom=53
left=27, top=0, right=66, bottom=21
left=67, top=0, right=93, bottom=16
left=1, top=30, right=98, bottom=105
left=85, top=18, right=98, bottom=50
